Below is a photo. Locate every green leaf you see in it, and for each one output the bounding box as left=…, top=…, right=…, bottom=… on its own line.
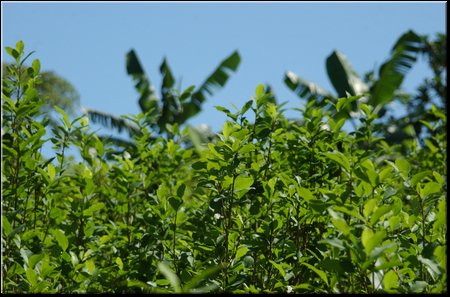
left=126, top=49, right=158, bottom=114
left=331, top=218, right=351, bottom=236
left=255, top=84, right=265, bottom=99
left=432, top=171, right=444, bottom=186
left=116, top=257, right=124, bottom=270
left=363, top=199, right=377, bottom=218
left=300, top=262, right=329, bottom=286
left=409, top=281, right=428, bottom=293
left=369, top=30, right=422, bottom=107
left=243, top=255, right=254, bottom=268
left=323, top=151, right=350, bottom=172
left=5, top=46, right=14, bottom=57
left=361, top=228, right=386, bottom=255
left=32, top=59, right=40, bottom=75
left=433, top=245, right=446, bottom=271
left=240, top=100, right=253, bottom=115
left=168, top=197, right=183, bottom=211
left=395, top=158, right=410, bottom=174
left=85, top=259, right=96, bottom=275
left=418, top=256, right=441, bottom=281
left=16, top=40, right=24, bottom=54
left=183, top=265, right=221, bottom=292
left=326, top=50, right=368, bottom=98
left=54, top=105, right=71, bottom=129
left=180, top=51, right=240, bottom=123
left=47, top=163, right=56, bottom=181
left=383, top=270, right=399, bottom=291
left=214, top=105, right=232, bottom=115
left=297, top=187, right=314, bottom=202
left=158, top=261, right=181, bottom=293
left=222, top=121, right=233, bottom=139
left=269, top=260, right=286, bottom=277
left=235, top=246, right=249, bottom=261
left=319, top=238, right=345, bottom=250
left=370, top=205, right=391, bottom=225
left=2, top=216, right=13, bottom=237
left=238, top=143, right=255, bottom=154
left=26, top=267, right=38, bottom=287
left=83, top=202, right=105, bottom=217
left=176, top=184, right=186, bottom=199
left=51, top=229, right=69, bottom=252
left=87, top=109, right=141, bottom=136
left=234, top=176, right=254, bottom=193
left=419, top=181, right=441, bottom=199
left=335, top=95, right=363, bottom=112
left=180, top=85, right=196, bottom=102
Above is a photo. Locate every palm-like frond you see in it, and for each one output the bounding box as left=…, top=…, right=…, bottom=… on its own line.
left=326, top=50, right=368, bottom=98
left=179, top=51, right=241, bottom=123
left=126, top=49, right=159, bottom=114
left=284, top=70, right=334, bottom=105
left=369, top=30, right=424, bottom=107
left=85, top=108, right=141, bottom=137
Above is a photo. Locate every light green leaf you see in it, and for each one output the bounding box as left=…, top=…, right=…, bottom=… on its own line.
left=82, top=202, right=105, bottom=217
left=297, top=187, right=314, bottom=202
left=383, top=270, right=399, bottom=291
left=158, top=261, right=181, bottom=293
left=331, top=218, right=351, bottom=236
left=32, top=59, right=40, bottom=75
left=234, top=175, right=254, bottom=192
left=362, top=229, right=386, bottom=255
left=85, top=259, right=96, bottom=275
left=51, top=229, right=69, bottom=251
left=269, top=260, right=286, bottom=277
left=419, top=181, right=441, bottom=199
left=363, top=199, right=377, bottom=218
left=16, top=40, right=25, bottom=54
left=2, top=216, right=13, bottom=237
left=300, top=262, right=329, bottom=286
left=26, top=267, right=38, bottom=287
left=222, top=121, right=233, bottom=139
left=395, top=158, right=410, bottom=174
left=47, top=163, right=56, bottom=181
left=54, top=105, right=71, bottom=129
left=432, top=171, right=444, bottom=186
left=116, top=257, right=124, bottom=270
left=235, top=246, right=249, bottom=261
left=255, top=84, right=265, bottom=99
left=238, top=143, right=255, bottom=154
left=433, top=245, right=446, bottom=271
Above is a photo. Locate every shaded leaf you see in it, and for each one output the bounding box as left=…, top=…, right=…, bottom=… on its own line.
left=370, top=30, right=423, bottom=107
left=326, top=50, right=368, bottom=98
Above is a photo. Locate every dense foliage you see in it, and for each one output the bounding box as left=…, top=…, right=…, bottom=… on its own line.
left=1, top=41, right=447, bottom=293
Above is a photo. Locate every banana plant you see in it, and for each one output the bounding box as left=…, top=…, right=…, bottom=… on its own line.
left=84, top=49, right=241, bottom=153
left=284, top=30, right=426, bottom=134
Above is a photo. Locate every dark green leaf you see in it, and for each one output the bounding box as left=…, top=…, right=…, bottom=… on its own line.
left=326, top=50, right=368, bottom=98
left=369, top=30, right=423, bottom=107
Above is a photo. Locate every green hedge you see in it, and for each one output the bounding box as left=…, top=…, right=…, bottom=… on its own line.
left=1, top=41, right=447, bottom=293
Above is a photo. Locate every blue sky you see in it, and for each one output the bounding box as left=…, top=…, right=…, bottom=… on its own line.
left=2, top=1, right=447, bottom=135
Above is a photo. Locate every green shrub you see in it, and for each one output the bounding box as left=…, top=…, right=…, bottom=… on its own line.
left=1, top=41, right=446, bottom=293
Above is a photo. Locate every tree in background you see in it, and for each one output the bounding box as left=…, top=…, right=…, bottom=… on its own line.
left=84, top=49, right=241, bottom=155
left=284, top=30, right=446, bottom=145
left=2, top=62, right=80, bottom=130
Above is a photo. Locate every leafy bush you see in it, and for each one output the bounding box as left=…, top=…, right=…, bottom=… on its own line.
left=1, top=41, right=446, bottom=293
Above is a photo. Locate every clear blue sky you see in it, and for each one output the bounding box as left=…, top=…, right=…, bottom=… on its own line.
left=2, top=1, right=446, bottom=134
